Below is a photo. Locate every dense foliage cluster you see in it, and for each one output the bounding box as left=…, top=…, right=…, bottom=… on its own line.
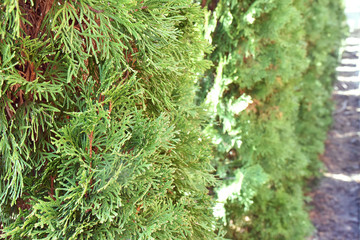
left=0, top=1, right=219, bottom=239
left=198, top=0, right=346, bottom=239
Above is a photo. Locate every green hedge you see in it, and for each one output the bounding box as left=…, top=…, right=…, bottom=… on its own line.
left=0, top=0, right=347, bottom=239
left=198, top=0, right=346, bottom=239
left=0, top=1, right=219, bottom=239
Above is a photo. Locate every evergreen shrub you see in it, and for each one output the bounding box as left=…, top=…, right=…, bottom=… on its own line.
left=0, top=1, right=219, bottom=239
left=198, top=0, right=346, bottom=239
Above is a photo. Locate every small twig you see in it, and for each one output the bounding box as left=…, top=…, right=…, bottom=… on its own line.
left=88, top=6, right=104, bottom=13
left=49, top=175, right=56, bottom=200
left=5, top=104, right=14, bottom=119
left=108, top=101, right=112, bottom=119
left=89, top=131, right=94, bottom=158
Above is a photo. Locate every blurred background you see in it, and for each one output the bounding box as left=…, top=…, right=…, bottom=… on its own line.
left=345, top=0, right=360, bottom=31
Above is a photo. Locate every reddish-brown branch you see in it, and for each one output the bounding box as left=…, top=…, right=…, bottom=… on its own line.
left=4, top=0, right=56, bottom=120
left=89, top=131, right=94, bottom=158
left=208, top=0, right=219, bottom=11
left=34, top=0, right=55, bottom=38
left=49, top=175, right=56, bottom=200
left=5, top=104, right=14, bottom=119
left=123, top=70, right=130, bottom=80
left=127, top=146, right=135, bottom=155
left=19, top=0, right=55, bottom=39
left=88, top=6, right=104, bottom=13
left=15, top=195, right=32, bottom=210
left=201, top=0, right=207, bottom=8
left=108, top=101, right=112, bottom=119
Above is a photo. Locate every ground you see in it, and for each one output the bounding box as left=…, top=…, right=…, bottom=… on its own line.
left=308, top=29, right=360, bottom=240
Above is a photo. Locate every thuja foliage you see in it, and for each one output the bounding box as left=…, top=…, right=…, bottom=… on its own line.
left=0, top=1, right=220, bottom=239
left=198, top=0, right=346, bottom=239
left=296, top=0, right=348, bottom=173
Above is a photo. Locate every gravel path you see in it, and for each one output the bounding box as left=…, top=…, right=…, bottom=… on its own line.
left=308, top=29, right=360, bottom=240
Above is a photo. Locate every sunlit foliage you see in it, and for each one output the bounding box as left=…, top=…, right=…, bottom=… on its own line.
left=0, top=1, right=220, bottom=239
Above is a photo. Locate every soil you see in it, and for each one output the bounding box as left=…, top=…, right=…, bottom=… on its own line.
left=308, top=29, right=360, bottom=240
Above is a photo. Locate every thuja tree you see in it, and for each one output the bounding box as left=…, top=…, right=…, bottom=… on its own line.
left=0, top=1, right=219, bottom=239
left=296, top=0, right=347, bottom=174
left=198, top=0, right=345, bottom=239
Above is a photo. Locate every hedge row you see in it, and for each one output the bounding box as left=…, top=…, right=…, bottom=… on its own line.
left=0, top=0, right=346, bottom=239
left=198, top=0, right=346, bottom=239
